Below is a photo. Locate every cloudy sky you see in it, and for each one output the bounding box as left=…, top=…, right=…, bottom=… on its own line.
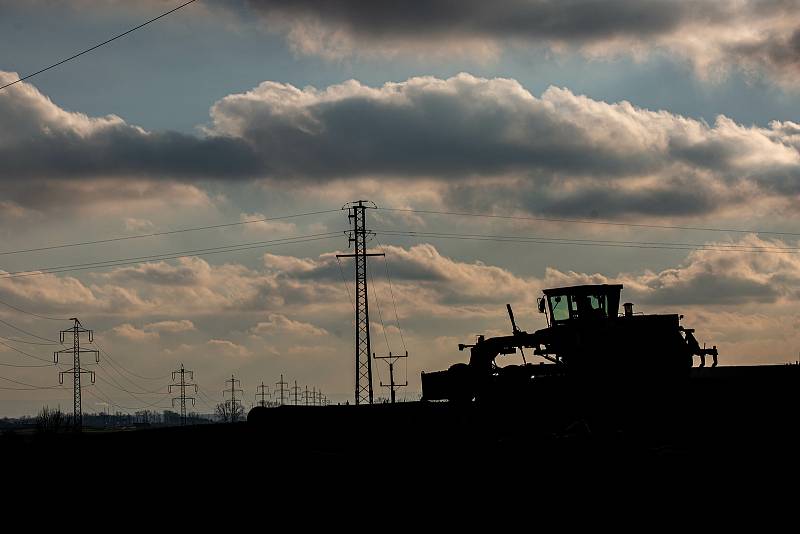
left=1, top=0, right=800, bottom=416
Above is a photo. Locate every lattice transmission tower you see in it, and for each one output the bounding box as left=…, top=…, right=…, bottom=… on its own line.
left=169, top=363, right=197, bottom=425
left=337, top=200, right=384, bottom=405
left=54, top=318, right=99, bottom=431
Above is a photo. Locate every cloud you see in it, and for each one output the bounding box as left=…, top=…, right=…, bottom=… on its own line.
left=0, top=71, right=260, bottom=183
left=535, top=235, right=800, bottom=308
left=2, top=234, right=799, bottom=373
left=244, top=0, right=800, bottom=86
left=124, top=218, right=155, bottom=232
left=2, top=233, right=798, bottom=328
left=239, top=213, right=297, bottom=234
left=4, top=71, right=800, bottom=219
left=207, top=73, right=800, bottom=218
left=251, top=313, right=328, bottom=336
left=206, top=339, right=251, bottom=358
left=143, top=320, right=196, bottom=333
left=266, top=236, right=800, bottom=313
left=621, top=235, right=800, bottom=306
left=111, top=323, right=159, bottom=341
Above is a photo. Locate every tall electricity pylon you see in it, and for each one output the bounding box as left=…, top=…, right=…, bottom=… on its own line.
left=169, top=363, right=197, bottom=425
left=337, top=200, right=384, bottom=405
left=54, top=318, right=99, bottom=431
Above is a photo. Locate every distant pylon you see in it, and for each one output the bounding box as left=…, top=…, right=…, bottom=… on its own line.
left=169, top=363, right=197, bottom=425
left=337, top=200, right=384, bottom=405
left=255, top=381, right=271, bottom=408
left=54, top=318, right=99, bottom=431
left=374, top=351, right=409, bottom=403
left=291, top=380, right=300, bottom=406
left=275, top=374, right=288, bottom=406
left=223, top=374, right=244, bottom=423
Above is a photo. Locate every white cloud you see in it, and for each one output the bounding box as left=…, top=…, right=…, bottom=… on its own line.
left=207, top=339, right=251, bottom=358
left=208, top=73, right=800, bottom=218
left=251, top=313, right=328, bottom=336
left=3, top=70, right=800, bottom=221
left=239, top=212, right=297, bottom=234
left=111, top=323, right=159, bottom=341
left=143, top=320, right=196, bottom=333
left=124, top=218, right=155, bottom=232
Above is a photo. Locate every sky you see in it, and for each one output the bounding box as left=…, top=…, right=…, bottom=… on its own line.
left=1, top=0, right=800, bottom=416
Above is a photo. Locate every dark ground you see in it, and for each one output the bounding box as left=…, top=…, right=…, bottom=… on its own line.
left=2, top=366, right=798, bottom=503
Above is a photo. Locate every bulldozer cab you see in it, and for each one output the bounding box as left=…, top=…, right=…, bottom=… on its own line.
left=542, top=284, right=622, bottom=324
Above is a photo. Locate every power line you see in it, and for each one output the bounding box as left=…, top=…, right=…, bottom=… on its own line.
left=369, top=269, right=391, bottom=354
left=0, top=298, right=70, bottom=321
left=94, top=370, right=170, bottom=397
left=335, top=256, right=356, bottom=312
left=374, top=238, right=409, bottom=385
left=0, top=333, right=61, bottom=346
left=377, top=206, right=800, bottom=237
left=89, top=353, right=176, bottom=410
left=195, top=386, right=216, bottom=410
left=0, top=317, right=61, bottom=343
left=377, top=229, right=800, bottom=251
left=0, top=360, right=53, bottom=368
left=93, top=379, right=170, bottom=410
left=92, top=342, right=171, bottom=381
left=375, top=238, right=408, bottom=355
left=0, top=0, right=199, bottom=91
left=0, top=338, right=60, bottom=365
left=0, top=375, right=66, bottom=390
left=376, top=229, right=800, bottom=254
left=0, top=209, right=341, bottom=257
left=86, top=385, right=171, bottom=412
left=0, top=233, right=342, bottom=279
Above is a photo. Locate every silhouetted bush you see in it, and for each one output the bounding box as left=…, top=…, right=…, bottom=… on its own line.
left=35, top=406, right=68, bottom=434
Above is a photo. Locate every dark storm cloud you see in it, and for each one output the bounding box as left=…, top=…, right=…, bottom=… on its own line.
left=243, top=1, right=800, bottom=86
left=208, top=74, right=800, bottom=197
left=445, top=175, right=729, bottom=220
left=216, top=84, right=655, bottom=180
left=727, top=27, right=800, bottom=72
left=529, top=185, right=721, bottom=219
left=245, top=0, right=714, bottom=41
left=0, top=129, right=260, bottom=180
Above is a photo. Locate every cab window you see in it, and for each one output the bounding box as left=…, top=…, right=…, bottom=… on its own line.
left=550, top=295, right=570, bottom=322
left=589, top=294, right=607, bottom=317
left=569, top=293, right=607, bottom=320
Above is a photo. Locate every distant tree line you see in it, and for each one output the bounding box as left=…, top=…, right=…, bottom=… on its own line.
left=0, top=406, right=216, bottom=432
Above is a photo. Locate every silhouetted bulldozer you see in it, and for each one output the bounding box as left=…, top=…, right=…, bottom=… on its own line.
left=421, top=283, right=721, bottom=402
